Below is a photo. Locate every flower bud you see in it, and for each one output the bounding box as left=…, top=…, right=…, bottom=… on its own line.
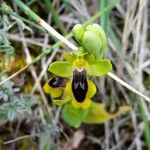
left=92, top=24, right=107, bottom=58
left=72, top=24, right=84, bottom=44
left=85, top=24, right=107, bottom=58
left=82, top=31, right=102, bottom=59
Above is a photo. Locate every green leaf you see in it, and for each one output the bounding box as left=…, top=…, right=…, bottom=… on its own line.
left=83, top=102, right=130, bottom=124
left=54, top=96, right=71, bottom=106
left=48, top=62, right=73, bottom=77
left=61, top=103, right=89, bottom=128
left=87, top=59, right=112, bottom=76
left=139, top=101, right=150, bottom=150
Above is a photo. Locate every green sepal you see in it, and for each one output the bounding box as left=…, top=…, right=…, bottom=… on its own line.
left=72, top=47, right=87, bottom=57
left=61, top=103, right=89, bottom=128
left=85, top=54, right=95, bottom=64
left=54, top=96, right=71, bottom=106
left=82, top=31, right=102, bottom=59
left=87, top=59, right=112, bottom=76
left=48, top=62, right=73, bottom=77
left=83, top=102, right=130, bottom=124
left=72, top=24, right=84, bottom=44
left=63, top=53, right=76, bottom=63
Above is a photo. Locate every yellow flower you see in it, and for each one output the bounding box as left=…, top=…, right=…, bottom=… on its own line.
left=44, top=53, right=111, bottom=109
left=43, top=69, right=96, bottom=109
left=43, top=77, right=67, bottom=98
left=65, top=69, right=96, bottom=109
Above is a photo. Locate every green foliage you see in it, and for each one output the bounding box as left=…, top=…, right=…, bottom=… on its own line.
left=0, top=2, right=33, bottom=59
left=83, top=102, right=130, bottom=124
left=139, top=101, right=150, bottom=150
left=44, top=0, right=65, bottom=34
left=61, top=103, right=89, bottom=128
left=0, top=12, right=15, bottom=56
left=62, top=102, right=130, bottom=127
left=87, top=59, right=112, bottom=76
left=48, top=61, right=73, bottom=77
left=0, top=74, right=35, bottom=122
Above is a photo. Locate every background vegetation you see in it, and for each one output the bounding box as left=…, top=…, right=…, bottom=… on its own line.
left=0, top=0, right=150, bottom=149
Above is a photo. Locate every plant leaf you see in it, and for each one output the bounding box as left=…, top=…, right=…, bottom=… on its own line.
left=83, top=102, right=130, bottom=124
left=61, top=103, right=89, bottom=128
left=48, top=62, right=73, bottom=77
left=87, top=59, right=112, bottom=76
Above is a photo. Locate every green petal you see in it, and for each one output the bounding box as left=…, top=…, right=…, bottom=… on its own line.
left=87, top=59, right=112, bottom=76
left=61, top=103, right=89, bottom=128
left=85, top=54, right=95, bottom=64
left=83, top=102, right=130, bottom=124
left=48, top=62, right=73, bottom=77
left=63, top=53, right=76, bottom=63
left=54, top=96, right=71, bottom=106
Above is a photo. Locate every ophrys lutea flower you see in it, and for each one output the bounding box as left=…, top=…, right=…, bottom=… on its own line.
left=43, top=24, right=130, bottom=128
left=44, top=53, right=112, bottom=109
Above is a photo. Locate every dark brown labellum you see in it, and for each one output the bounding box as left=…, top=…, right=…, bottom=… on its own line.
left=48, top=77, right=67, bottom=88
left=72, top=69, right=88, bottom=102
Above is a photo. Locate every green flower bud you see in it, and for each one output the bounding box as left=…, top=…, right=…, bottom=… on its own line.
left=85, top=24, right=107, bottom=58
left=72, top=24, right=84, bottom=44
left=93, top=24, right=107, bottom=57
left=85, top=25, right=100, bottom=38
left=82, top=31, right=102, bottom=59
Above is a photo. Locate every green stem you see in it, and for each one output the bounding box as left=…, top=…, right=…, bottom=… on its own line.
left=13, top=0, right=40, bottom=23
left=85, top=0, right=118, bottom=26
left=44, top=0, right=65, bottom=34
left=139, top=100, right=150, bottom=150
left=100, top=0, right=110, bottom=33
left=12, top=13, right=47, bottom=33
